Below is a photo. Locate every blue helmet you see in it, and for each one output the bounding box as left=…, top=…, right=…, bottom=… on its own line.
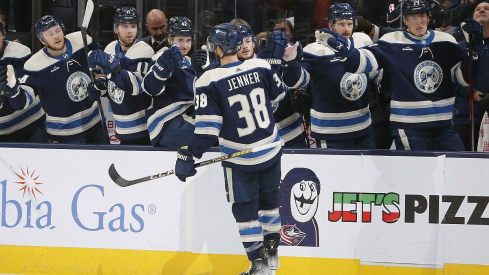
left=35, top=15, right=65, bottom=40
left=207, top=23, right=243, bottom=54
left=327, top=3, right=357, bottom=28
left=168, top=16, right=194, bottom=37
left=238, top=24, right=256, bottom=42
left=402, top=0, right=431, bottom=16
left=113, top=6, right=140, bottom=30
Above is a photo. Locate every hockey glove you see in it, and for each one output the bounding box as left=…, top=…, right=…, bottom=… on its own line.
left=291, top=89, right=312, bottom=116
left=283, top=41, right=303, bottom=68
left=316, top=29, right=353, bottom=58
left=191, top=49, right=214, bottom=78
left=0, top=65, right=21, bottom=98
left=461, top=19, right=484, bottom=52
left=154, top=45, right=183, bottom=80
left=175, top=146, right=197, bottom=182
left=87, top=77, right=107, bottom=102
left=88, top=49, right=121, bottom=76
left=480, top=94, right=489, bottom=113
left=259, top=31, right=287, bottom=66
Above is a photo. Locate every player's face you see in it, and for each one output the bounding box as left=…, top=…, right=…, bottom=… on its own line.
left=41, top=25, right=65, bottom=51
left=405, top=13, right=429, bottom=36
left=146, top=17, right=168, bottom=41
left=330, top=19, right=354, bottom=39
left=237, top=36, right=255, bottom=61
left=170, top=35, right=192, bottom=56
left=116, top=23, right=138, bottom=47
left=474, top=3, right=489, bottom=25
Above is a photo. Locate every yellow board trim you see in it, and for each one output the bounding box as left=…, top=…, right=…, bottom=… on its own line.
left=1, top=245, right=488, bottom=274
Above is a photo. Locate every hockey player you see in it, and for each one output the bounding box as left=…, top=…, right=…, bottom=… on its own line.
left=256, top=27, right=309, bottom=148
left=175, top=23, right=286, bottom=275
left=88, top=6, right=153, bottom=145
left=10, top=15, right=107, bottom=144
left=281, top=3, right=380, bottom=149
left=142, top=16, right=197, bottom=149
left=319, top=0, right=468, bottom=151
left=0, top=21, right=47, bottom=143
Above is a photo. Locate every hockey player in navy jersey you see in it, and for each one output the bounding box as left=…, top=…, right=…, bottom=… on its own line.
left=10, top=15, right=107, bottom=144
left=281, top=3, right=381, bottom=149
left=0, top=21, right=47, bottom=143
left=175, top=23, right=286, bottom=275
left=142, top=16, right=197, bottom=149
left=254, top=27, right=309, bottom=148
left=88, top=6, right=153, bottom=145
left=319, top=0, right=468, bottom=151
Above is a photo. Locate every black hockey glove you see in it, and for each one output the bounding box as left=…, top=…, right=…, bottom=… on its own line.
left=87, top=77, right=107, bottom=102
left=88, top=49, right=121, bottom=76
left=191, top=49, right=214, bottom=78
left=291, top=89, right=312, bottom=116
left=259, top=31, right=287, bottom=66
left=175, top=146, right=197, bottom=182
left=480, top=94, right=489, bottom=113
left=154, top=45, right=183, bottom=80
left=0, top=65, right=21, bottom=98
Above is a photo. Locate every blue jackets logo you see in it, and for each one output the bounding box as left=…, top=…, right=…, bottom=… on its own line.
left=340, top=72, right=367, bottom=101
left=66, top=72, right=90, bottom=102
left=414, top=60, right=442, bottom=94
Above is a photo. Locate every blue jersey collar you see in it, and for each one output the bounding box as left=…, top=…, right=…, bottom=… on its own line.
left=220, top=60, right=242, bottom=68
left=43, top=38, right=73, bottom=60
left=403, top=30, right=435, bottom=46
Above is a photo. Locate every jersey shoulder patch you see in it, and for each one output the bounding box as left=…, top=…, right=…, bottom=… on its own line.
left=304, top=42, right=334, bottom=57
left=4, top=41, right=31, bottom=59
left=352, top=32, right=373, bottom=48
left=24, top=49, right=57, bottom=72
left=125, top=41, right=154, bottom=59
left=66, top=32, right=91, bottom=53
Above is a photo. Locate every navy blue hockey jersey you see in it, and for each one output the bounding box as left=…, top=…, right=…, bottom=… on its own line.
left=143, top=51, right=195, bottom=145
left=21, top=32, right=101, bottom=142
left=283, top=33, right=381, bottom=141
left=350, top=30, right=468, bottom=130
left=104, top=40, right=153, bottom=141
left=0, top=40, right=45, bottom=137
left=190, top=58, right=286, bottom=171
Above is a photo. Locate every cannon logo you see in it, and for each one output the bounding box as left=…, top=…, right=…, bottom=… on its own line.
left=1, top=166, right=55, bottom=229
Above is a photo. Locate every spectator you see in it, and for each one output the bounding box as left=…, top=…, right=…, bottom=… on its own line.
left=143, top=9, right=169, bottom=53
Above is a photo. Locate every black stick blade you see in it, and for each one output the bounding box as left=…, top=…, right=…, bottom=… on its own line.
left=108, top=164, right=130, bottom=187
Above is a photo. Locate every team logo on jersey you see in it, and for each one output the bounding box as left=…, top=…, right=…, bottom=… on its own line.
left=66, top=72, right=90, bottom=102
left=340, top=73, right=367, bottom=101
left=108, top=81, right=125, bottom=104
left=414, top=60, right=443, bottom=94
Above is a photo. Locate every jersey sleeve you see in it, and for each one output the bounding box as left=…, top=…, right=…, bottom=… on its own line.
left=110, top=57, right=151, bottom=96
left=188, top=82, right=220, bottom=158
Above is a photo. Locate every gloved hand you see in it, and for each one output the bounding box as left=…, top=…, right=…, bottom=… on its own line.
left=259, top=31, right=288, bottom=66
left=154, top=45, right=183, bottom=80
left=87, top=77, right=107, bottom=102
left=315, top=28, right=353, bottom=58
left=480, top=93, right=489, bottom=113
left=88, top=49, right=121, bottom=76
left=461, top=18, right=484, bottom=52
left=175, top=146, right=197, bottom=182
left=0, top=65, right=20, bottom=98
left=291, top=89, right=312, bottom=116
left=283, top=41, right=303, bottom=67
left=191, top=49, right=214, bottom=77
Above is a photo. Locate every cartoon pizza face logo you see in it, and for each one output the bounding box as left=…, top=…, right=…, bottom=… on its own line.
left=414, top=60, right=443, bottom=94
left=290, top=179, right=319, bottom=223
left=66, top=72, right=90, bottom=102
left=108, top=80, right=125, bottom=104
left=340, top=73, right=367, bottom=101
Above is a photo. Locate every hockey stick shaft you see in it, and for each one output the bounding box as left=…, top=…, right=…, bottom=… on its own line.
left=109, top=140, right=284, bottom=187
left=81, top=0, right=109, bottom=144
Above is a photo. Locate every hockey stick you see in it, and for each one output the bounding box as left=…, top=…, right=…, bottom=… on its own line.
left=109, top=140, right=284, bottom=187
left=81, top=0, right=109, bottom=144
